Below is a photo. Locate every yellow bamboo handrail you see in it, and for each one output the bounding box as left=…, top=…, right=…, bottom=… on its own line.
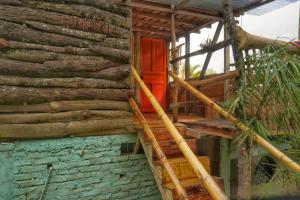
left=131, top=66, right=228, bottom=200
left=129, top=98, right=189, bottom=200
left=169, top=70, right=300, bottom=174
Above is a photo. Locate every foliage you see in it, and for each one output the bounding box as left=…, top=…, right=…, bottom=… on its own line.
left=225, top=46, right=300, bottom=197
left=180, top=63, right=217, bottom=79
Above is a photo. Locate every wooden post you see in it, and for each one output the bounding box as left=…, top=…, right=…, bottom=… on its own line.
left=221, top=0, right=250, bottom=199
left=185, top=34, right=190, bottom=80
left=220, top=21, right=231, bottom=198
left=134, top=31, right=141, bottom=105
left=184, top=33, right=190, bottom=113
left=171, top=5, right=179, bottom=123
left=199, top=22, right=223, bottom=79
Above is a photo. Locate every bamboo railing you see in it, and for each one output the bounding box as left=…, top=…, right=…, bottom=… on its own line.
left=169, top=70, right=300, bottom=174
left=129, top=98, right=188, bottom=200
left=131, top=66, right=228, bottom=200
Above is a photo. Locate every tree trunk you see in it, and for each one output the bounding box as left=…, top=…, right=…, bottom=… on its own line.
left=0, top=75, right=130, bottom=89
left=0, top=110, right=132, bottom=124
left=0, top=6, right=129, bottom=38
left=2, top=39, right=130, bottom=63
left=237, top=141, right=252, bottom=200
left=0, top=59, right=129, bottom=79
left=0, top=118, right=133, bottom=140
left=0, top=86, right=131, bottom=104
left=22, top=0, right=129, bottom=29
left=0, top=100, right=131, bottom=113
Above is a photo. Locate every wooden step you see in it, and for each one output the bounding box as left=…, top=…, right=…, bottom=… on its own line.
left=155, top=156, right=210, bottom=183
left=165, top=177, right=224, bottom=200
left=144, top=125, right=186, bottom=142
left=164, top=177, right=223, bottom=190
left=153, top=138, right=197, bottom=160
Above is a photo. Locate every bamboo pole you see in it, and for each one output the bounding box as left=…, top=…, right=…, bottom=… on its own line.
left=131, top=66, right=228, bottom=200
left=171, top=4, right=179, bottom=123
left=129, top=98, right=188, bottom=200
left=169, top=70, right=300, bottom=174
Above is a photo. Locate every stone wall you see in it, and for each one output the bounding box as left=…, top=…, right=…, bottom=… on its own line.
left=0, top=134, right=161, bottom=200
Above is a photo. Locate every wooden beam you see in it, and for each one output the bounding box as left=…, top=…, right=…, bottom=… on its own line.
left=184, top=33, right=190, bottom=113
left=123, top=1, right=222, bottom=20
left=133, top=17, right=184, bottom=31
left=199, top=21, right=223, bottom=79
left=133, top=10, right=195, bottom=27
left=133, top=27, right=170, bottom=36
left=171, top=39, right=232, bottom=64
left=176, top=0, right=191, bottom=10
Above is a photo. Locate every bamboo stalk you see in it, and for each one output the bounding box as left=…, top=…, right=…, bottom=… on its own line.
left=129, top=98, right=188, bottom=200
left=169, top=70, right=300, bottom=174
left=131, top=66, right=228, bottom=200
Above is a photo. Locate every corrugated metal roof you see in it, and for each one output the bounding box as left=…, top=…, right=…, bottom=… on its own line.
left=247, top=0, right=299, bottom=15
left=145, top=0, right=252, bottom=11
left=145, top=0, right=298, bottom=15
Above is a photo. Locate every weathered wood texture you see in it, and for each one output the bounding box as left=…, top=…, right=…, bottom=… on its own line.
left=0, top=100, right=131, bottom=113
left=0, top=1, right=132, bottom=139
left=0, top=118, right=134, bottom=140
left=0, top=86, right=130, bottom=104
left=0, top=110, right=132, bottom=124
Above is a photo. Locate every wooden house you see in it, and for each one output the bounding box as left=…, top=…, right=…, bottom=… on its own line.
left=0, top=0, right=299, bottom=200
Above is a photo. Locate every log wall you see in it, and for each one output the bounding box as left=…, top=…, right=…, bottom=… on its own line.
left=0, top=0, right=133, bottom=140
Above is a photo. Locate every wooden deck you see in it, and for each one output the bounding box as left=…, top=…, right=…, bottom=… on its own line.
left=133, top=113, right=237, bottom=139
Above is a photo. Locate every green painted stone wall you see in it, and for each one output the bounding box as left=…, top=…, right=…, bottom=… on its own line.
left=0, top=134, right=161, bottom=200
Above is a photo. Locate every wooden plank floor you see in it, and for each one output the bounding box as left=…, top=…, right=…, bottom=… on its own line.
left=133, top=113, right=237, bottom=139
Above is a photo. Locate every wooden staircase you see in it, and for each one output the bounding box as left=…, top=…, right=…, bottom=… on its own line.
left=135, top=120, right=224, bottom=200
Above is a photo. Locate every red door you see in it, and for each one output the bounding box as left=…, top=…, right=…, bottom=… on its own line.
left=140, top=37, right=167, bottom=112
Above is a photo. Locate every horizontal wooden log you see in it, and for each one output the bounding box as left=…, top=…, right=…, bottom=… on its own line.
left=0, top=86, right=131, bottom=104
left=0, top=20, right=91, bottom=48
left=26, top=20, right=107, bottom=41
left=1, top=49, right=106, bottom=63
left=89, top=45, right=129, bottom=63
left=23, top=0, right=130, bottom=17
left=0, top=58, right=118, bottom=73
left=0, top=59, right=129, bottom=79
left=75, top=127, right=136, bottom=137
left=1, top=39, right=130, bottom=63
left=0, top=110, right=132, bottom=124
left=0, top=118, right=134, bottom=140
left=0, top=75, right=130, bottom=89
left=0, top=0, right=22, bottom=5
left=22, top=0, right=129, bottom=29
left=0, top=5, right=129, bottom=38
left=0, top=100, right=131, bottom=113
